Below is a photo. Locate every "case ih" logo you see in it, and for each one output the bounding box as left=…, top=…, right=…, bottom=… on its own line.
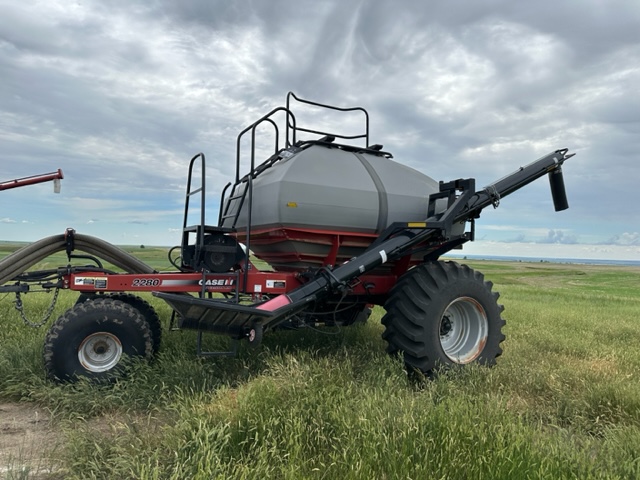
left=199, top=278, right=235, bottom=287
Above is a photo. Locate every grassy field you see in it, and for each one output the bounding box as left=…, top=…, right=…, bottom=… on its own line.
left=1, top=247, right=640, bottom=479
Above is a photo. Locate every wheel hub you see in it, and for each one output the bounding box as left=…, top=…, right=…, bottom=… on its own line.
left=78, top=332, right=123, bottom=373
left=439, top=296, right=488, bottom=364
left=440, top=315, right=452, bottom=336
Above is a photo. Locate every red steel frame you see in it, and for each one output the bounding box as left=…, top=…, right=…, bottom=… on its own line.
left=64, top=270, right=296, bottom=296
left=58, top=224, right=417, bottom=302
left=58, top=221, right=418, bottom=304
left=63, top=269, right=399, bottom=300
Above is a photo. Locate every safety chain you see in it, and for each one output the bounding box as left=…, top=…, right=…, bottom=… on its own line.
left=14, top=288, right=60, bottom=328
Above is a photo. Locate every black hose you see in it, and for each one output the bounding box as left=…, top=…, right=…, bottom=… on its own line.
left=0, top=233, right=156, bottom=285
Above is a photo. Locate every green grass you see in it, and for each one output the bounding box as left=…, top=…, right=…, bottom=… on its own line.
left=1, top=250, right=640, bottom=479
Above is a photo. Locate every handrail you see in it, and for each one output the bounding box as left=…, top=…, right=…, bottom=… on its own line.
left=220, top=92, right=373, bottom=285
left=235, top=108, right=294, bottom=183
left=286, top=91, right=369, bottom=147
left=182, top=153, right=206, bottom=233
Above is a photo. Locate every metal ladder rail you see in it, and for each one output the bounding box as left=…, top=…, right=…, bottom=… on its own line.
left=238, top=111, right=293, bottom=259
left=220, top=108, right=296, bottom=231
left=184, top=154, right=240, bottom=352
left=181, top=153, right=207, bottom=270
left=211, top=108, right=298, bottom=320
left=218, top=148, right=284, bottom=227
left=218, top=183, right=243, bottom=225
left=217, top=181, right=233, bottom=226
left=169, top=157, right=208, bottom=328
left=220, top=93, right=370, bottom=230
left=181, top=152, right=234, bottom=278
left=219, top=111, right=292, bottom=229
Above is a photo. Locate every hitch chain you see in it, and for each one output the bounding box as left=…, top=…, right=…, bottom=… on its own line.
left=14, top=288, right=60, bottom=328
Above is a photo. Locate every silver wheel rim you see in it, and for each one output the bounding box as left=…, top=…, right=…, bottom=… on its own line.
left=439, top=296, right=488, bottom=364
left=78, top=332, right=123, bottom=372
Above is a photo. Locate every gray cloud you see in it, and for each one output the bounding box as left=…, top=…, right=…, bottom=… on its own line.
left=540, top=229, right=578, bottom=245
left=606, top=233, right=640, bottom=246
left=1, top=0, right=638, bottom=257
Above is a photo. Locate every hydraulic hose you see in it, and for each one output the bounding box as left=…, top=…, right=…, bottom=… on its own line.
left=0, top=233, right=155, bottom=286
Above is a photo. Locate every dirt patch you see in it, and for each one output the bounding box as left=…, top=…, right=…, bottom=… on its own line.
left=0, top=402, right=60, bottom=478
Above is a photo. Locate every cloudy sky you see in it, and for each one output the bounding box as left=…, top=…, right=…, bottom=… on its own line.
left=1, top=0, right=639, bottom=261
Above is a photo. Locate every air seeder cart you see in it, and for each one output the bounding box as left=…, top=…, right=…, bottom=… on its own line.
left=0, top=93, right=575, bottom=382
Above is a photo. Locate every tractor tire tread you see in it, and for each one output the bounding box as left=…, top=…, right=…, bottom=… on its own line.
left=381, top=260, right=506, bottom=376
left=43, top=298, right=153, bottom=382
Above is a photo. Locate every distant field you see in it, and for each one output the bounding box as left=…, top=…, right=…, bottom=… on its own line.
left=1, top=247, right=640, bottom=479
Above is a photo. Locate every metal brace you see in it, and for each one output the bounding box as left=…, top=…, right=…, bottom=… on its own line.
left=65, top=227, right=76, bottom=260
left=485, top=184, right=501, bottom=208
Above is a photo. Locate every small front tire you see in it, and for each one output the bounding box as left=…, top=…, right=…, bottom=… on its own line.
left=247, top=324, right=264, bottom=348
left=44, top=298, right=153, bottom=382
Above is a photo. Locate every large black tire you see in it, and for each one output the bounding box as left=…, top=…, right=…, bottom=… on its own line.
left=44, top=298, right=153, bottom=382
left=381, top=261, right=505, bottom=376
left=75, top=293, right=162, bottom=354
left=106, top=293, right=162, bottom=354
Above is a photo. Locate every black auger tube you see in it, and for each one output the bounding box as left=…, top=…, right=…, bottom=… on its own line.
left=466, top=149, right=573, bottom=215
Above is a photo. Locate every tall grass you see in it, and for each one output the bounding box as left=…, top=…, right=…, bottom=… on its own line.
left=1, top=260, right=640, bottom=478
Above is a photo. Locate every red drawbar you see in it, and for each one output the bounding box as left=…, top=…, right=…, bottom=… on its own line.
left=256, top=294, right=292, bottom=311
